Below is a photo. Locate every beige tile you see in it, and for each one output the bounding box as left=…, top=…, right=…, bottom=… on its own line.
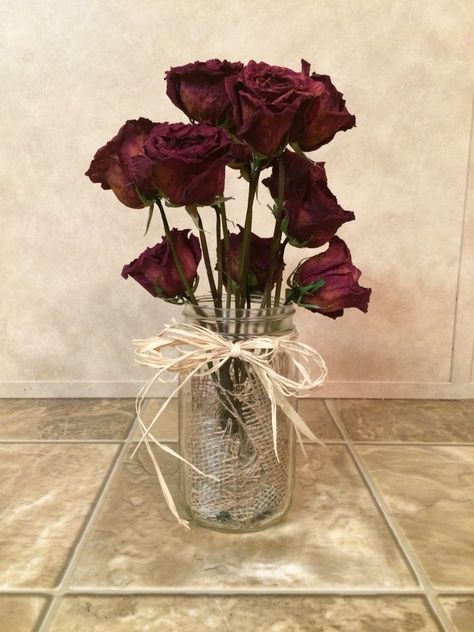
left=0, top=444, right=118, bottom=588
left=0, top=399, right=136, bottom=440
left=297, top=399, right=342, bottom=441
left=49, top=595, right=440, bottom=632
left=0, top=596, right=48, bottom=632
left=135, top=398, right=341, bottom=442
left=439, top=596, right=474, bottom=632
left=358, top=445, right=474, bottom=588
left=71, top=444, right=413, bottom=590
left=133, top=398, right=178, bottom=441
left=332, top=399, right=474, bottom=442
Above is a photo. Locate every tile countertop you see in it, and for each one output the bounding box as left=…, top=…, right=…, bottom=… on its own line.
left=0, top=398, right=473, bottom=632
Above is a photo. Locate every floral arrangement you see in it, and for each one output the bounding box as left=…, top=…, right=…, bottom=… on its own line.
left=85, top=59, right=372, bottom=529
left=86, top=59, right=371, bottom=317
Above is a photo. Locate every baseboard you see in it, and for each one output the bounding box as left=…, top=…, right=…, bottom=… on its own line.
left=0, top=380, right=473, bottom=399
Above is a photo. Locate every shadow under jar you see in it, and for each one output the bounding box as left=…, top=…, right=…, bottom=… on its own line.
left=178, top=298, right=297, bottom=532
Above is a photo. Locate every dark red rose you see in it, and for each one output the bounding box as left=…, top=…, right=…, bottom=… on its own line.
left=290, top=236, right=371, bottom=318
left=290, top=61, right=356, bottom=152
left=121, top=229, right=201, bottom=298
left=166, top=59, right=243, bottom=124
left=221, top=227, right=284, bottom=293
left=262, top=150, right=354, bottom=247
left=133, top=122, right=232, bottom=206
left=225, top=60, right=324, bottom=157
left=85, top=118, right=155, bottom=208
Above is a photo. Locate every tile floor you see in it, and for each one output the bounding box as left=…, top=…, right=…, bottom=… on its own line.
left=0, top=398, right=473, bottom=631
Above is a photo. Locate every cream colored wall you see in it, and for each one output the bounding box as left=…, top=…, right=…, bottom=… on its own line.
left=1, top=0, right=473, bottom=398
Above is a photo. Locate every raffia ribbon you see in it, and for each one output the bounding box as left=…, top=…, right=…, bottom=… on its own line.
left=131, top=321, right=328, bottom=528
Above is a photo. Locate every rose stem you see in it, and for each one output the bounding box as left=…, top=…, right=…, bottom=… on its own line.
left=214, top=207, right=223, bottom=304
left=261, top=155, right=285, bottom=308
left=157, top=200, right=198, bottom=305
left=273, top=236, right=289, bottom=306
left=212, top=213, right=241, bottom=430
left=214, top=202, right=233, bottom=309
left=196, top=210, right=220, bottom=308
left=158, top=205, right=236, bottom=426
left=235, top=167, right=259, bottom=309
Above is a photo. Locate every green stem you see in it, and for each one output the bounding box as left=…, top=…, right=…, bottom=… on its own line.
left=219, top=203, right=233, bottom=309
left=214, top=207, right=223, bottom=304
left=157, top=200, right=198, bottom=305
left=273, top=237, right=288, bottom=306
left=236, top=169, right=259, bottom=308
left=213, top=203, right=233, bottom=309
left=261, top=156, right=285, bottom=308
left=196, top=209, right=220, bottom=307
left=158, top=209, right=240, bottom=431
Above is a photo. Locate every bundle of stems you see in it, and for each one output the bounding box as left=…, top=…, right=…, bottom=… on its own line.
left=158, top=154, right=286, bottom=313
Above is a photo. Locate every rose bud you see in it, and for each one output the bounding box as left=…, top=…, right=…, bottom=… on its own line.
left=221, top=228, right=284, bottom=293
left=133, top=122, right=232, bottom=207
left=225, top=60, right=324, bottom=157
left=291, top=60, right=356, bottom=152
left=289, top=236, right=371, bottom=319
left=85, top=118, right=155, bottom=208
left=121, top=229, right=201, bottom=299
left=262, top=150, right=354, bottom=247
left=165, top=59, right=243, bottom=125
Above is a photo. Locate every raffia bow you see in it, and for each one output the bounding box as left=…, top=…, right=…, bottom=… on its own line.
left=131, top=321, right=328, bottom=528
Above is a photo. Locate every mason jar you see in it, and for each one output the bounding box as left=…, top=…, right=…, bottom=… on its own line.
left=177, top=298, right=297, bottom=532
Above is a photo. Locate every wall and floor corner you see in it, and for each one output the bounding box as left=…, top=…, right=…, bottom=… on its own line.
left=1, top=0, right=473, bottom=399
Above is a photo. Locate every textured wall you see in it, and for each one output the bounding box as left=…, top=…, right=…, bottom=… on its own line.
left=1, top=0, right=473, bottom=397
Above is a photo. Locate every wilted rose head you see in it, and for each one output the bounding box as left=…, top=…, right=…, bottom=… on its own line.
left=221, top=227, right=284, bottom=293
left=263, top=150, right=355, bottom=247
left=290, top=61, right=356, bottom=152
left=289, top=236, right=371, bottom=318
left=132, top=122, right=232, bottom=207
left=166, top=59, right=243, bottom=125
left=225, top=60, right=324, bottom=157
left=85, top=118, right=155, bottom=208
left=121, top=229, right=201, bottom=299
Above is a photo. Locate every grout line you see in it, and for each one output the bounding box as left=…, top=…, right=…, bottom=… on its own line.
left=438, top=589, right=474, bottom=595
left=324, top=400, right=457, bottom=632
left=128, top=438, right=347, bottom=445
left=2, top=587, right=473, bottom=596
left=0, top=588, right=57, bottom=596
left=35, top=596, right=53, bottom=632
left=424, top=596, right=451, bottom=632
left=35, top=416, right=139, bottom=632
left=352, top=441, right=474, bottom=447
left=0, top=439, right=127, bottom=444
left=450, top=90, right=474, bottom=383
left=56, top=587, right=428, bottom=596
left=1, top=439, right=473, bottom=446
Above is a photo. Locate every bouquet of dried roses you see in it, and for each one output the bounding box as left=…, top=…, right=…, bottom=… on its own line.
left=86, top=59, right=371, bottom=531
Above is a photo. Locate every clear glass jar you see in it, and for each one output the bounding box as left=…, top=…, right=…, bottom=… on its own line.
left=178, top=298, right=296, bottom=532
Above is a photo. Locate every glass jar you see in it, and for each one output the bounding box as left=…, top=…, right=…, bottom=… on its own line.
left=177, top=298, right=297, bottom=532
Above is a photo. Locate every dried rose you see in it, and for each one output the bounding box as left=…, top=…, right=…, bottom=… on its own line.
left=121, top=229, right=201, bottom=298
left=165, top=59, right=243, bottom=124
left=291, top=61, right=356, bottom=152
left=85, top=118, right=155, bottom=208
left=225, top=60, right=324, bottom=157
left=262, top=150, right=354, bottom=247
left=133, top=122, right=232, bottom=207
left=221, top=228, right=284, bottom=293
left=289, top=236, right=371, bottom=318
